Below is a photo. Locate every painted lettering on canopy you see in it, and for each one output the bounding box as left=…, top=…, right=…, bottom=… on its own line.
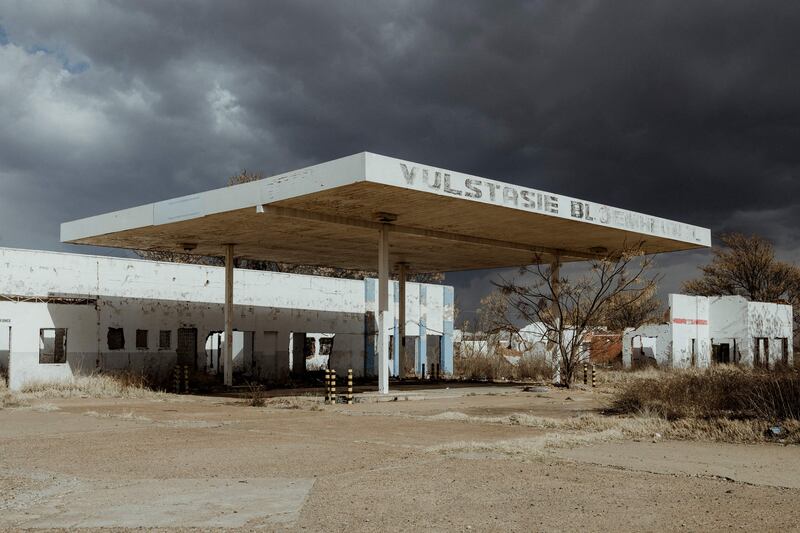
left=398, top=162, right=704, bottom=243
left=400, top=163, right=558, bottom=214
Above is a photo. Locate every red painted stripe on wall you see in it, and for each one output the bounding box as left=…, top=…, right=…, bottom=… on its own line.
left=672, top=318, right=708, bottom=325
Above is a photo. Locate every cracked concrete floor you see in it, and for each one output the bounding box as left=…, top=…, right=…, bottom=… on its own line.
left=1, top=386, right=799, bottom=531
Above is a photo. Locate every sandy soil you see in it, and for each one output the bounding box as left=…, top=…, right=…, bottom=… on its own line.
left=1, top=384, right=798, bottom=531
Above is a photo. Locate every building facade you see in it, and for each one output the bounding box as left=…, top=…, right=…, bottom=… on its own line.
left=623, top=294, right=792, bottom=368
left=0, top=248, right=454, bottom=390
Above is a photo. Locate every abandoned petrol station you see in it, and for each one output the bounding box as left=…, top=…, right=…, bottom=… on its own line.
left=3, top=152, right=710, bottom=392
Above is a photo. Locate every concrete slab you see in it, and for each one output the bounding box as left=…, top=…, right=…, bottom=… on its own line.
left=6, top=477, right=313, bottom=529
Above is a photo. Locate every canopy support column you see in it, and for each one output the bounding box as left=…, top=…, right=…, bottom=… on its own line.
left=378, top=225, right=390, bottom=394
left=224, top=244, right=234, bottom=387
left=398, top=262, right=407, bottom=378
left=550, top=255, right=561, bottom=385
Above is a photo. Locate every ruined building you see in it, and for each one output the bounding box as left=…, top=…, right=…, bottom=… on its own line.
left=0, top=247, right=453, bottom=390
left=623, top=294, right=793, bottom=368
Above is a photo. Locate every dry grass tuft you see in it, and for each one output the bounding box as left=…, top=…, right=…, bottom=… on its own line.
left=593, top=367, right=666, bottom=386
left=263, top=397, right=324, bottom=411
left=18, top=373, right=165, bottom=400
left=1, top=392, right=29, bottom=409
left=424, top=407, right=800, bottom=445
left=611, top=366, right=800, bottom=421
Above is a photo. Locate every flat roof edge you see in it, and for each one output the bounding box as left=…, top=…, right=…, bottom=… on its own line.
left=61, top=152, right=369, bottom=243
left=364, top=153, right=711, bottom=248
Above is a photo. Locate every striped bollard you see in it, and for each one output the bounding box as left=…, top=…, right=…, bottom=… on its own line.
left=183, top=365, right=189, bottom=393
left=591, top=364, right=596, bottom=388
left=347, top=368, right=353, bottom=405
left=173, top=367, right=180, bottom=393
left=331, top=369, right=337, bottom=404
left=324, top=369, right=331, bottom=404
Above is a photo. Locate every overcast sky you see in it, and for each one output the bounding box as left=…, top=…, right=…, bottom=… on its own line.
left=1, top=1, right=798, bottom=320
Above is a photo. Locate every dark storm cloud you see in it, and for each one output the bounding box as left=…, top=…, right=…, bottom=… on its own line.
left=1, top=0, right=798, bottom=316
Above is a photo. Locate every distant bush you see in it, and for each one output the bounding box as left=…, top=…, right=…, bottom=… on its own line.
left=454, top=353, right=552, bottom=382
left=611, top=366, right=800, bottom=422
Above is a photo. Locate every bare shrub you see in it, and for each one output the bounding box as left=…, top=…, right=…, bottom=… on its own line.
left=611, top=366, right=800, bottom=422
left=516, top=356, right=553, bottom=381
left=454, top=354, right=512, bottom=381
left=454, top=352, right=553, bottom=382
left=245, top=382, right=266, bottom=407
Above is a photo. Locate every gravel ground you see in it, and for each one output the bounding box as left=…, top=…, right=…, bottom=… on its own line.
left=0, top=385, right=798, bottom=531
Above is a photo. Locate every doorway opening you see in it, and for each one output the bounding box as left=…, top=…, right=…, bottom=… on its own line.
left=754, top=337, right=769, bottom=367
left=205, top=330, right=255, bottom=376
left=177, top=327, right=198, bottom=368
left=0, top=325, right=10, bottom=386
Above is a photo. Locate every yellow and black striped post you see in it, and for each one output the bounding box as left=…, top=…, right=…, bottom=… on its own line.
left=347, top=368, right=353, bottom=405
left=591, top=364, right=597, bottom=388
left=330, top=369, right=337, bottom=404
left=183, top=365, right=189, bottom=393
left=583, top=362, right=588, bottom=385
left=324, top=369, right=331, bottom=404
left=173, top=366, right=180, bottom=393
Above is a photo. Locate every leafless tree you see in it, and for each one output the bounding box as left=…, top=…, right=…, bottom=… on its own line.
left=602, top=284, right=663, bottom=331
left=494, top=246, right=659, bottom=386
left=683, top=233, right=800, bottom=337
left=683, top=233, right=800, bottom=301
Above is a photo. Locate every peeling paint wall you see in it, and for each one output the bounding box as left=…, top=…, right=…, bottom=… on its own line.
left=0, top=248, right=451, bottom=390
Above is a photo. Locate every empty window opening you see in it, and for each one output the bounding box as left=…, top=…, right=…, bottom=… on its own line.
left=712, top=342, right=731, bottom=365
left=159, top=330, right=171, bottom=350
left=107, top=327, right=125, bottom=350
left=289, top=332, right=334, bottom=372
left=39, top=328, right=67, bottom=364
left=136, top=329, right=149, bottom=350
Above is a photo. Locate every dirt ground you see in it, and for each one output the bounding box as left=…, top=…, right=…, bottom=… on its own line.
left=1, top=384, right=798, bottom=532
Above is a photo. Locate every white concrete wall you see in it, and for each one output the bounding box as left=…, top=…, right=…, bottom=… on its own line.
left=708, top=296, right=749, bottom=363
left=746, top=300, right=793, bottom=367
left=622, top=294, right=793, bottom=369
left=0, top=247, right=450, bottom=390
left=622, top=324, right=671, bottom=368
left=669, top=294, right=711, bottom=368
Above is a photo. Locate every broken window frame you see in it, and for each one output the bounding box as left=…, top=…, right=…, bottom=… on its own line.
left=39, top=328, right=67, bottom=364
